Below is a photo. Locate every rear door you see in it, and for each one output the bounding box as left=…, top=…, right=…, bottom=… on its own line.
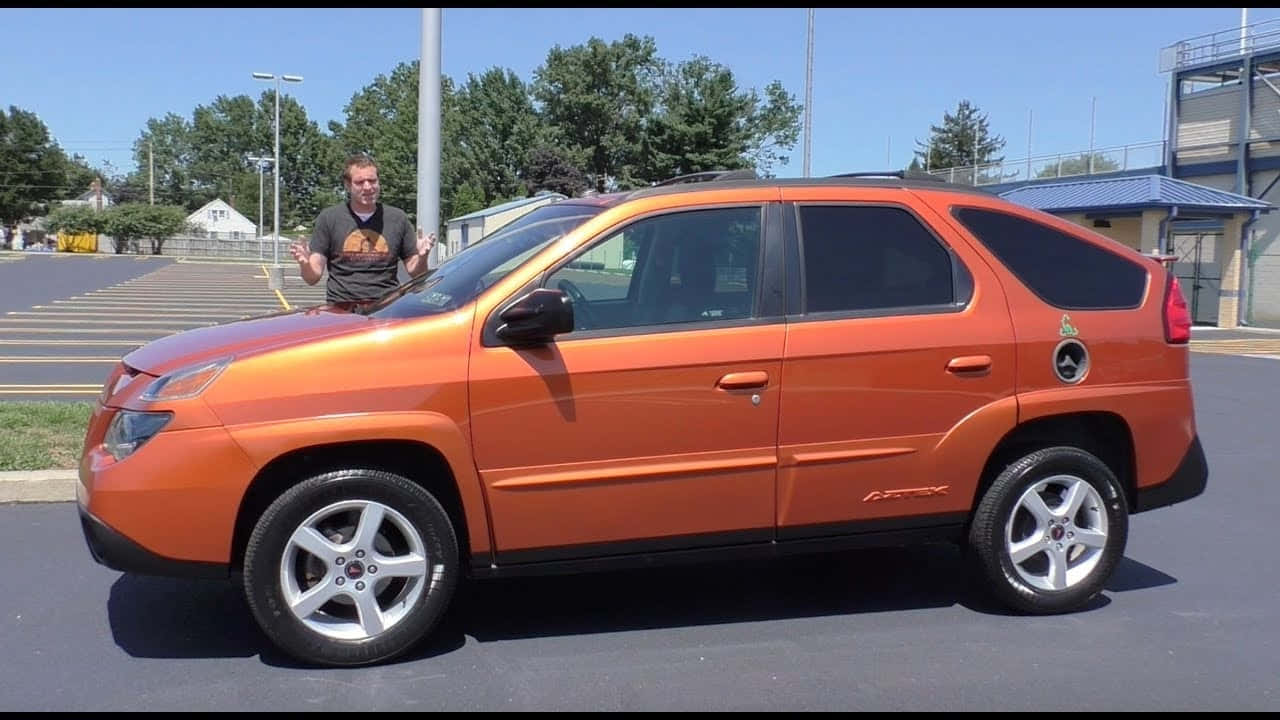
left=775, top=187, right=1018, bottom=538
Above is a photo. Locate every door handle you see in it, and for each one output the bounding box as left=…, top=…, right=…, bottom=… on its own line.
left=716, top=371, right=769, bottom=390
left=946, top=355, right=992, bottom=374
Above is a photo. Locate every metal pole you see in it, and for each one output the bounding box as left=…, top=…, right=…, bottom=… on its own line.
left=273, top=76, right=280, bottom=268
left=1241, top=8, right=1249, bottom=54
left=803, top=8, right=814, bottom=177
left=247, top=155, right=269, bottom=261
left=418, top=9, right=442, bottom=268
left=259, top=163, right=264, bottom=258
left=148, top=142, right=154, bottom=205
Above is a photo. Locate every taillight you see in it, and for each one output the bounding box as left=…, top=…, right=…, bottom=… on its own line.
left=1164, top=274, right=1191, bottom=344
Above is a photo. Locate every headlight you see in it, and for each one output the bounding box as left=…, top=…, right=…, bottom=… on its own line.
left=103, top=410, right=172, bottom=461
left=141, top=357, right=232, bottom=401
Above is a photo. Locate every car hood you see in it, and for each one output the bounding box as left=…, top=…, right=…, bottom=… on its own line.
left=123, top=306, right=381, bottom=377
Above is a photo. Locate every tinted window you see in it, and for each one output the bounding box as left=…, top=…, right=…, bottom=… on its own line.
left=953, top=207, right=1148, bottom=309
left=548, top=206, right=762, bottom=332
left=798, top=205, right=955, bottom=314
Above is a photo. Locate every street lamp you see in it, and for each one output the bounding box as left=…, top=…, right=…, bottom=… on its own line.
left=246, top=155, right=272, bottom=260
left=251, top=71, right=303, bottom=282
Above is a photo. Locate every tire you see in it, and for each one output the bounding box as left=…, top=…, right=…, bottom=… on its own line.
left=243, top=469, right=458, bottom=667
left=968, top=446, right=1128, bottom=614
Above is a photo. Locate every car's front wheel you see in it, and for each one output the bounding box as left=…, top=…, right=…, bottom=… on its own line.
left=968, top=446, right=1128, bottom=614
left=243, top=469, right=458, bottom=667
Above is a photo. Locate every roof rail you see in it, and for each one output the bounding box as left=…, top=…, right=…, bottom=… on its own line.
left=653, top=169, right=758, bottom=187
left=829, top=170, right=947, bottom=182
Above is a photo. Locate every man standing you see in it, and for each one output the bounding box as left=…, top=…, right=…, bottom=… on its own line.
left=290, top=153, right=436, bottom=304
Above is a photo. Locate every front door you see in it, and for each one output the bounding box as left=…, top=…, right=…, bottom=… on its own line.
left=469, top=204, right=785, bottom=562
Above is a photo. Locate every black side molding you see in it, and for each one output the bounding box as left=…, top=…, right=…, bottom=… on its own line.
left=79, top=508, right=228, bottom=580
left=1135, top=435, right=1208, bottom=513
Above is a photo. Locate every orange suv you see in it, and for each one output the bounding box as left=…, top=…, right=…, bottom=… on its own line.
left=77, top=171, right=1207, bottom=666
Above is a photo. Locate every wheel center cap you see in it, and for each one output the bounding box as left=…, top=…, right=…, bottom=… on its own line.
left=1051, top=525, right=1065, bottom=541
left=345, top=561, right=365, bottom=579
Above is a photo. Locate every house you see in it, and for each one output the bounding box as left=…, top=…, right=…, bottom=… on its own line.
left=186, top=199, right=257, bottom=239
left=61, top=186, right=113, bottom=211
left=442, top=192, right=566, bottom=260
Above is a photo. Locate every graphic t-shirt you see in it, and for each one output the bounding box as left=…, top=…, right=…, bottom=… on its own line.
left=310, top=203, right=416, bottom=303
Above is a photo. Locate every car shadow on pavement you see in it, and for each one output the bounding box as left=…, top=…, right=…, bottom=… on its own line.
left=104, top=547, right=1177, bottom=667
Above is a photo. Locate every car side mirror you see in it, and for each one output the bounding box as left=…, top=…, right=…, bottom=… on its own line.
left=495, top=288, right=575, bottom=345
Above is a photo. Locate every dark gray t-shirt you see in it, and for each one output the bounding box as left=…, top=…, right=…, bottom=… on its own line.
left=310, top=203, right=416, bottom=303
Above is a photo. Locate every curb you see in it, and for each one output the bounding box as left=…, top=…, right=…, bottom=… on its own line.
left=0, top=469, right=77, bottom=504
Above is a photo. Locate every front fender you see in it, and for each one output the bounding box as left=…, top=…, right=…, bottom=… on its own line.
left=226, top=411, right=490, bottom=557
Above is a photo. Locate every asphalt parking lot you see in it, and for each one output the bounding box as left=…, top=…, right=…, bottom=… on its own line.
left=0, top=252, right=327, bottom=399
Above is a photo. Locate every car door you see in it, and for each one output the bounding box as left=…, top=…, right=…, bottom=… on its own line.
left=468, top=201, right=787, bottom=563
left=775, top=188, right=1018, bottom=538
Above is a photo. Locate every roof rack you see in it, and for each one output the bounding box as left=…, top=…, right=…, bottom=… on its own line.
left=653, top=169, right=759, bottom=187
left=828, top=170, right=947, bottom=182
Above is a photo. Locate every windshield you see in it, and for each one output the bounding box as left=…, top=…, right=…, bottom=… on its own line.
left=362, top=202, right=603, bottom=319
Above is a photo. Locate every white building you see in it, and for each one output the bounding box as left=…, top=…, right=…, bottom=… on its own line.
left=186, top=199, right=257, bottom=239
left=442, top=192, right=566, bottom=260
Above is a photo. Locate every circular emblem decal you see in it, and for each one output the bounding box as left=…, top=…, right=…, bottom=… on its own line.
left=1053, top=338, right=1089, bottom=384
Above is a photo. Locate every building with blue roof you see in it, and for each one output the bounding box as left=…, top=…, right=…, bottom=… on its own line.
left=998, top=174, right=1271, bottom=328
left=442, top=192, right=566, bottom=260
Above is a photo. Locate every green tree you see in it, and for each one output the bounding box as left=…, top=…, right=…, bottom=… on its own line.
left=44, top=204, right=105, bottom=235
left=0, top=106, right=70, bottom=232
left=914, top=100, right=1005, bottom=171
left=131, top=113, right=195, bottom=209
left=642, top=56, right=801, bottom=180
left=453, top=68, right=544, bottom=204
left=1036, top=152, right=1121, bottom=179
left=523, top=144, right=588, bottom=197
left=449, top=182, right=486, bottom=221
left=533, top=34, right=663, bottom=192
left=101, top=203, right=188, bottom=254
left=268, top=92, right=341, bottom=229
left=190, top=94, right=261, bottom=211
left=63, top=154, right=102, bottom=201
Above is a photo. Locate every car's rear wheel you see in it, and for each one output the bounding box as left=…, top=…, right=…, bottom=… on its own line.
left=243, top=469, right=458, bottom=667
left=968, top=446, right=1128, bottom=614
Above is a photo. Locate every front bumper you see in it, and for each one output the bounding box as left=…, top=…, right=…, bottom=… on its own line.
left=77, top=420, right=258, bottom=571
left=79, top=507, right=226, bottom=578
left=1134, top=434, right=1208, bottom=512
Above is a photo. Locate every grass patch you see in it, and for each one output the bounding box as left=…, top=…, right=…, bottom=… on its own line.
left=0, top=401, right=94, bottom=471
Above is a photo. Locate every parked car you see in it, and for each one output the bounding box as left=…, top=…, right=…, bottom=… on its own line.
left=77, top=170, right=1206, bottom=667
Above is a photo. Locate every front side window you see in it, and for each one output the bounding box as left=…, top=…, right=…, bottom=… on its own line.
left=798, top=205, right=957, bottom=314
left=546, top=206, right=763, bottom=333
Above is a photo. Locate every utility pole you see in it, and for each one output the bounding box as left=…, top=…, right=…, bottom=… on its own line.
left=149, top=142, right=154, bottom=205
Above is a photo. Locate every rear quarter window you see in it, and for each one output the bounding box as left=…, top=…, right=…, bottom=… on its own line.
left=952, top=207, right=1148, bottom=310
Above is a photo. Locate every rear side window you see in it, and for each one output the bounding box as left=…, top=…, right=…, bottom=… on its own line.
left=797, top=205, right=959, bottom=314
left=952, top=207, right=1148, bottom=309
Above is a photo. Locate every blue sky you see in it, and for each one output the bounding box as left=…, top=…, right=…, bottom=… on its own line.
left=4, top=8, right=1278, bottom=182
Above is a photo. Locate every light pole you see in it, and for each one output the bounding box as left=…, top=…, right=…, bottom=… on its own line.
left=246, top=155, right=271, bottom=260
left=252, top=71, right=303, bottom=285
